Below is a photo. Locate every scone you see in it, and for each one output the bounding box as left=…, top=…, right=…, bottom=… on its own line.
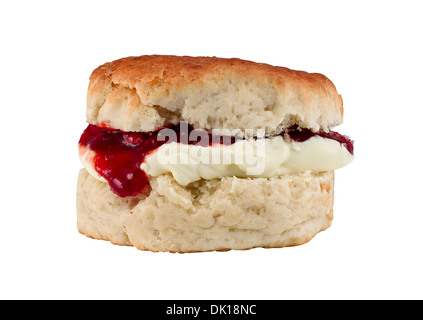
left=77, top=55, right=354, bottom=252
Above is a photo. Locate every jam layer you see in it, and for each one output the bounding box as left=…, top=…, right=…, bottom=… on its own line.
left=79, top=123, right=354, bottom=197
left=284, top=126, right=354, bottom=155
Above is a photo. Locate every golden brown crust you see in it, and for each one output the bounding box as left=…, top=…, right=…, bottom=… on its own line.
left=90, top=55, right=339, bottom=95
left=87, top=55, right=343, bottom=133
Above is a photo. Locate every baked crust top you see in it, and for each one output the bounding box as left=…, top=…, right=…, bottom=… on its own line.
left=87, top=55, right=343, bottom=133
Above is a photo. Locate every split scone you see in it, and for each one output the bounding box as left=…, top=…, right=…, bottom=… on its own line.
left=77, top=55, right=354, bottom=252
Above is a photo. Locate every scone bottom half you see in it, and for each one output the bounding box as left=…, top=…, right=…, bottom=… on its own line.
left=77, top=169, right=335, bottom=253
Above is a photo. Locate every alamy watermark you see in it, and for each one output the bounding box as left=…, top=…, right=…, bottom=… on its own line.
left=155, top=122, right=267, bottom=175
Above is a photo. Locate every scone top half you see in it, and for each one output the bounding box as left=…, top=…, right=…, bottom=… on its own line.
left=87, top=55, right=343, bottom=134
left=79, top=55, right=353, bottom=198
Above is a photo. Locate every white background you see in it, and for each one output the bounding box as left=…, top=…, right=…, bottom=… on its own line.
left=1, top=0, right=422, bottom=300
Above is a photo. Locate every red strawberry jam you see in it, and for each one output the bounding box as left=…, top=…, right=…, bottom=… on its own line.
left=79, top=123, right=353, bottom=197
left=284, top=126, right=354, bottom=155
left=78, top=123, right=231, bottom=197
